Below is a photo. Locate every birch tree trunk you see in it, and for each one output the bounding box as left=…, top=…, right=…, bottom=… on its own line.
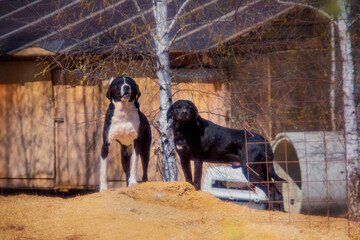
left=153, top=0, right=178, bottom=181
left=337, top=0, right=360, bottom=219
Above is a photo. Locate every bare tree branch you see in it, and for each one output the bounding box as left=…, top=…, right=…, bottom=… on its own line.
left=168, top=0, right=192, bottom=32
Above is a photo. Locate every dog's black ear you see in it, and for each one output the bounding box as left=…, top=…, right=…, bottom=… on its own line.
left=167, top=104, right=174, bottom=122
left=194, top=105, right=201, bottom=126
left=134, top=99, right=140, bottom=109
left=106, top=87, right=112, bottom=100
left=135, top=84, right=141, bottom=100
left=133, top=83, right=141, bottom=109
left=106, top=77, right=115, bottom=101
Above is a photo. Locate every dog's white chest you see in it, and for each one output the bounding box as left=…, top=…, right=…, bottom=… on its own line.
left=108, top=104, right=140, bottom=146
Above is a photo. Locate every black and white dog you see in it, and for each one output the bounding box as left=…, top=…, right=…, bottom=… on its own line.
left=167, top=100, right=285, bottom=211
left=100, top=76, right=151, bottom=191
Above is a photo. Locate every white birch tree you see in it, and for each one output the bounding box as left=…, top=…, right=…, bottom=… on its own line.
left=152, top=0, right=178, bottom=181
left=151, top=0, right=198, bottom=181
left=337, top=0, right=360, bottom=218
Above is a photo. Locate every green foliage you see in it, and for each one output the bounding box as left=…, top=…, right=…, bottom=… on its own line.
left=320, top=0, right=341, bottom=17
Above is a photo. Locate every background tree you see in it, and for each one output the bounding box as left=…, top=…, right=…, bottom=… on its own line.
left=152, top=0, right=178, bottom=182
left=336, top=0, right=360, bottom=219
left=320, top=0, right=360, bottom=219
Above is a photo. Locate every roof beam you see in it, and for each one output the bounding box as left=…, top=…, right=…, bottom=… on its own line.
left=0, top=0, right=81, bottom=41
left=171, top=0, right=261, bottom=46
left=0, top=0, right=42, bottom=21
left=41, top=0, right=218, bottom=53
left=59, top=7, right=153, bottom=53
left=8, top=0, right=128, bottom=54
left=123, top=0, right=219, bottom=45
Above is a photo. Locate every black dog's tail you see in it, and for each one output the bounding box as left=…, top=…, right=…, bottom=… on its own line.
left=266, top=142, right=286, bottom=182
left=269, top=164, right=286, bottom=182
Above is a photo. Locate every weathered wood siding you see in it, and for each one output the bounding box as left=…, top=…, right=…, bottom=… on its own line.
left=53, top=70, right=103, bottom=190
left=0, top=61, right=55, bottom=189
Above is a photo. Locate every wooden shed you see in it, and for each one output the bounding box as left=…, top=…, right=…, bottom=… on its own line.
left=0, top=0, right=334, bottom=190
left=0, top=60, right=229, bottom=190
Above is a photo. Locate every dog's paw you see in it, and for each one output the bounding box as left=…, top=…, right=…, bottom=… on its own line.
left=128, top=179, right=138, bottom=187
left=99, top=183, right=108, bottom=192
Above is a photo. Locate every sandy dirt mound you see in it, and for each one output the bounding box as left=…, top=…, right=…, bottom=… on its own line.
left=1, top=181, right=359, bottom=240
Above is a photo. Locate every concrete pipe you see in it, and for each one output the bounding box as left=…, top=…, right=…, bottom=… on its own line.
left=272, top=132, right=348, bottom=217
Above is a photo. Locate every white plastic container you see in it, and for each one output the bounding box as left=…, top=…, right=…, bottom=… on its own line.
left=202, top=166, right=268, bottom=203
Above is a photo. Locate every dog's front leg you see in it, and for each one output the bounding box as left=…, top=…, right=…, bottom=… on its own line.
left=180, top=156, right=192, bottom=184
left=100, top=143, right=110, bottom=191
left=175, top=143, right=193, bottom=184
left=128, top=144, right=139, bottom=186
left=193, top=158, right=203, bottom=190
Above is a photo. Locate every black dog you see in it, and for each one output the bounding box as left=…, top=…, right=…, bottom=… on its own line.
left=100, top=76, right=151, bottom=191
left=167, top=100, right=285, bottom=210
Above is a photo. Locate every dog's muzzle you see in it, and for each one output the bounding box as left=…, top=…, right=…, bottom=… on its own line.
left=121, top=85, right=131, bottom=100
left=176, top=110, right=192, bottom=122
left=180, top=111, right=188, bottom=118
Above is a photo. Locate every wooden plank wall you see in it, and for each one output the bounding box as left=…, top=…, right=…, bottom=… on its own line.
left=0, top=61, right=55, bottom=189
left=53, top=70, right=102, bottom=190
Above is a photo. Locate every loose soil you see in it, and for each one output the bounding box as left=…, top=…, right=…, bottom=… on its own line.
left=1, top=181, right=359, bottom=240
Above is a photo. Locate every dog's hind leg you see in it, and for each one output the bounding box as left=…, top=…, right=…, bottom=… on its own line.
left=140, top=147, right=149, bottom=183
left=140, top=131, right=151, bottom=183
left=100, top=143, right=110, bottom=191
left=264, top=183, right=284, bottom=211
left=271, top=184, right=285, bottom=211
left=121, top=145, right=130, bottom=185
left=193, top=159, right=203, bottom=190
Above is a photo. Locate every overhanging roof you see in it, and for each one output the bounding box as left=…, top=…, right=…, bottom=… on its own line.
left=0, top=0, right=330, bottom=56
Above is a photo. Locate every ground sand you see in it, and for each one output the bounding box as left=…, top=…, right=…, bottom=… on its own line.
left=1, top=181, right=359, bottom=240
